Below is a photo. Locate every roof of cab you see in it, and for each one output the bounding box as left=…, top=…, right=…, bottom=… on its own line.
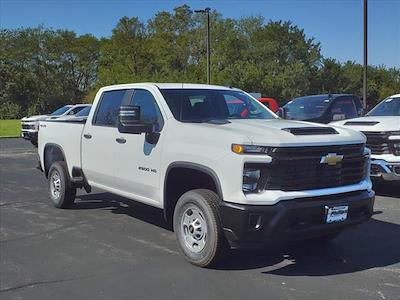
left=99, top=82, right=239, bottom=91
left=293, top=93, right=356, bottom=100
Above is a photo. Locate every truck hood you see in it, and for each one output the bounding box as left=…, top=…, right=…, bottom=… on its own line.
left=331, top=116, right=400, bottom=132
left=21, top=114, right=49, bottom=122
left=198, top=119, right=366, bottom=147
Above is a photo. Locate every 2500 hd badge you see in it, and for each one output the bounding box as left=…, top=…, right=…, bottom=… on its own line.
left=138, top=166, right=157, bottom=173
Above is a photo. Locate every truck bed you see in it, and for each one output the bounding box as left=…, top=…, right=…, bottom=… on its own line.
left=38, top=119, right=86, bottom=175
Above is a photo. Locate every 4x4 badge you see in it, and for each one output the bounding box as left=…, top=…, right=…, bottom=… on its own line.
left=320, top=153, right=344, bottom=166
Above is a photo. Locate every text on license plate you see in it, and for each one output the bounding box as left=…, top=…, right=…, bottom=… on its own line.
left=326, top=205, right=348, bottom=223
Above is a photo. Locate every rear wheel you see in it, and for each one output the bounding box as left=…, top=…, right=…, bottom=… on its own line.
left=48, top=161, right=76, bottom=208
left=173, top=189, right=227, bottom=267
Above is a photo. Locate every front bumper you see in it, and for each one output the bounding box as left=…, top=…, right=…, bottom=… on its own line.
left=220, top=190, right=375, bottom=248
left=370, top=159, right=400, bottom=181
left=21, top=130, right=38, bottom=141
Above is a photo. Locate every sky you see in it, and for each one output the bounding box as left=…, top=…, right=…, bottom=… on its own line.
left=1, top=0, right=399, bottom=68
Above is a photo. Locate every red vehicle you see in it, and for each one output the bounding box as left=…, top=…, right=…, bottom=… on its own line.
left=258, top=97, right=279, bottom=113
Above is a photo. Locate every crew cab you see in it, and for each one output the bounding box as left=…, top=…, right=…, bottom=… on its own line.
left=281, top=94, right=363, bottom=124
left=21, top=104, right=90, bottom=146
left=332, top=94, right=400, bottom=181
left=38, top=83, right=374, bottom=267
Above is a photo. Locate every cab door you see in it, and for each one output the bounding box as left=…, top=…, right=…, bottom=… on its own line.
left=81, top=89, right=127, bottom=189
left=114, top=88, right=166, bottom=206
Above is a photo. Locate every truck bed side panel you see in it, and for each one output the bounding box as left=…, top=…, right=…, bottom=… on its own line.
left=38, top=121, right=85, bottom=176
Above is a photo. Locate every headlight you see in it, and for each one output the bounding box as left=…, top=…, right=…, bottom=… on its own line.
left=389, top=131, right=400, bottom=156
left=243, top=167, right=261, bottom=192
left=364, top=148, right=371, bottom=179
left=232, top=144, right=275, bottom=155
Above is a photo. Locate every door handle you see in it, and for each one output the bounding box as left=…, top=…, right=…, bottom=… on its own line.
left=83, top=133, right=92, bottom=139
left=116, top=137, right=126, bottom=144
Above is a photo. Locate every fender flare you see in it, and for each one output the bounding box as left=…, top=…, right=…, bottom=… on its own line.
left=163, top=161, right=224, bottom=222
left=164, top=161, right=224, bottom=200
left=43, top=143, right=67, bottom=177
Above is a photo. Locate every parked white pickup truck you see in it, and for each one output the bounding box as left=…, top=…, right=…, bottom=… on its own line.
left=21, top=104, right=90, bottom=146
left=332, top=94, right=400, bottom=182
left=38, top=83, right=375, bottom=267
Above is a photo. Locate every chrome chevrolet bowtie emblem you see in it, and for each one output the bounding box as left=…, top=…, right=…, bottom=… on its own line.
left=320, top=153, right=344, bottom=166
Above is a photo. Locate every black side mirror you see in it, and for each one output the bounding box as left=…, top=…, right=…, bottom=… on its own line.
left=277, top=107, right=287, bottom=119
left=145, top=131, right=160, bottom=144
left=118, top=105, right=151, bottom=134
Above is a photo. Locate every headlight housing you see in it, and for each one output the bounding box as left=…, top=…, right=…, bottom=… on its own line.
left=364, top=147, right=371, bottom=179
left=389, top=131, right=400, bottom=156
left=243, top=167, right=261, bottom=192
left=242, top=163, right=269, bottom=193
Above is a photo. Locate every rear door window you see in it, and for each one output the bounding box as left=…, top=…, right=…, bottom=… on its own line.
left=94, top=90, right=127, bottom=126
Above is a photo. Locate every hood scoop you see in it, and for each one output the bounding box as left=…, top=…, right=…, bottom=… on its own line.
left=282, top=127, right=338, bottom=135
left=344, top=121, right=379, bottom=126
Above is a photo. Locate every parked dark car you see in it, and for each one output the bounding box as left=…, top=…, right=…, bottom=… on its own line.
left=280, top=94, right=363, bottom=124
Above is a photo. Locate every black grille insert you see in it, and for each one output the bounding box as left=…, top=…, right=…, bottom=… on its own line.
left=259, top=144, right=367, bottom=191
left=362, top=131, right=391, bottom=155
left=22, top=124, right=33, bottom=129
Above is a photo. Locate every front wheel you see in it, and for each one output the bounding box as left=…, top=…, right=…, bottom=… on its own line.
left=173, top=189, right=227, bottom=267
left=48, top=161, right=76, bottom=208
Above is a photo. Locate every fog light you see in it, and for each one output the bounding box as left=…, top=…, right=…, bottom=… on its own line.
left=371, top=165, right=382, bottom=176
left=393, top=166, right=400, bottom=175
left=248, top=214, right=262, bottom=231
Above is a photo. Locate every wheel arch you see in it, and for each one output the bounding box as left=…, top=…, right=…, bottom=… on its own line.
left=163, top=161, right=223, bottom=223
left=43, top=143, right=67, bottom=177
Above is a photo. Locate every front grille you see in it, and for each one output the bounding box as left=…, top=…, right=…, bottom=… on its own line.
left=362, top=131, right=391, bottom=155
left=261, top=144, right=367, bottom=191
left=21, top=124, right=33, bottom=130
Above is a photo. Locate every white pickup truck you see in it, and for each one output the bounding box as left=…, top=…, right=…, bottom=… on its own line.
left=21, top=104, right=90, bottom=146
left=332, top=94, right=400, bottom=182
left=38, top=83, right=375, bottom=267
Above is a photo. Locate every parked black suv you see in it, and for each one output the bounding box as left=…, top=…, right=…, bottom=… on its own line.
left=280, top=94, right=363, bottom=124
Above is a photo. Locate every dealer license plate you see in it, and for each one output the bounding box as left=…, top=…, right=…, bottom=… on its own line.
left=326, top=205, right=348, bottom=223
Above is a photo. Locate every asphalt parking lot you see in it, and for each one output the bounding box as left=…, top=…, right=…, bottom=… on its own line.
left=1, top=138, right=399, bottom=300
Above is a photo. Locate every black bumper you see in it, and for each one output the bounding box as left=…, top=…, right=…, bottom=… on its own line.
left=21, top=131, right=37, bottom=141
left=220, top=190, right=375, bottom=248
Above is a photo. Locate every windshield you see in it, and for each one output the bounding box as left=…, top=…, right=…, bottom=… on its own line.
left=367, top=97, right=400, bottom=116
left=75, top=106, right=91, bottom=117
left=51, top=105, right=71, bottom=116
left=159, top=89, right=275, bottom=122
left=284, top=95, right=332, bottom=120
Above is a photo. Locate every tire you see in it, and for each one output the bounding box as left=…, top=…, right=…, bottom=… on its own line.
left=48, top=161, right=76, bottom=209
left=173, top=189, right=227, bottom=267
